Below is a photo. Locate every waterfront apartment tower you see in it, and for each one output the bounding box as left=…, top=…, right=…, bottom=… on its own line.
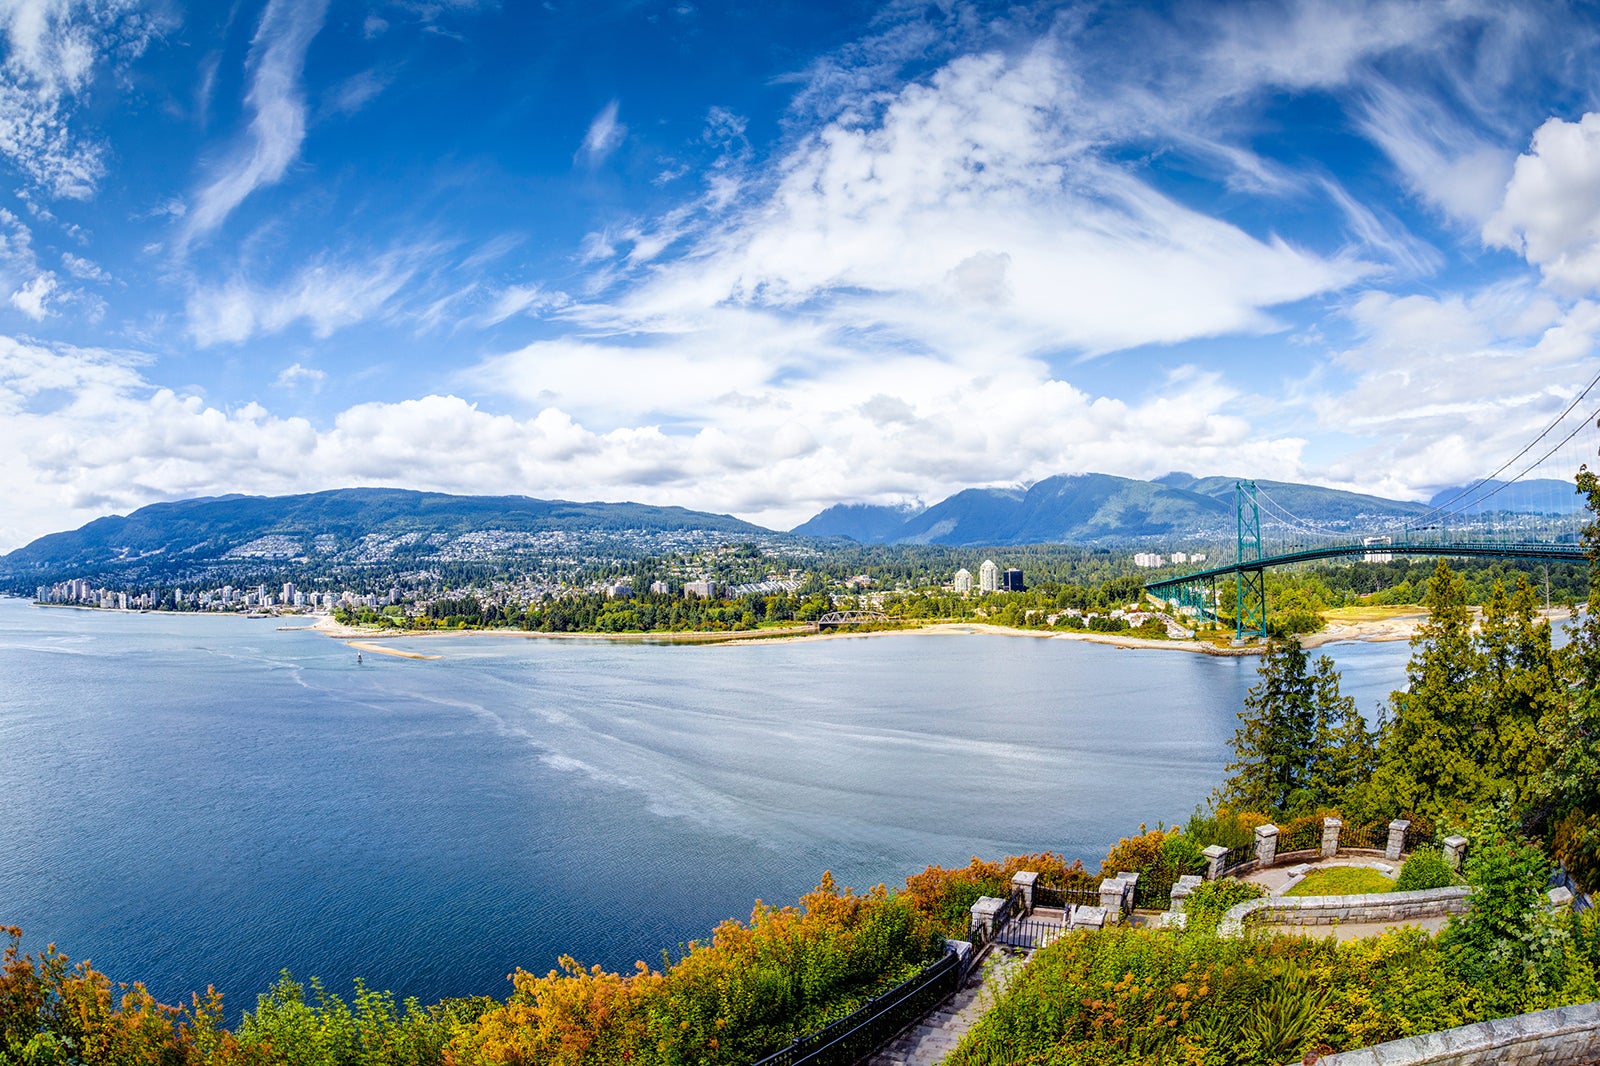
left=979, top=559, right=1000, bottom=593
left=953, top=567, right=973, bottom=594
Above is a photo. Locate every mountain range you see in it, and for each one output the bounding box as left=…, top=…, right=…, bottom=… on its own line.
left=791, top=472, right=1451, bottom=545
left=2, top=473, right=1587, bottom=584
left=0, top=489, right=764, bottom=583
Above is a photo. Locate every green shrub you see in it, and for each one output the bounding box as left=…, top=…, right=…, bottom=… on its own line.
left=1183, top=877, right=1266, bottom=932
left=1394, top=850, right=1455, bottom=892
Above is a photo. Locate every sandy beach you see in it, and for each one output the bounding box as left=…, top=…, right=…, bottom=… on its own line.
left=309, top=608, right=1568, bottom=658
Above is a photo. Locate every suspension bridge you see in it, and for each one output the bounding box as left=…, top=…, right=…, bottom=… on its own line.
left=1146, top=375, right=1600, bottom=641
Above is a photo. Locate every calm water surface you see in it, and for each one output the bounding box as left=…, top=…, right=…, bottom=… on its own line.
left=0, top=598, right=1410, bottom=1011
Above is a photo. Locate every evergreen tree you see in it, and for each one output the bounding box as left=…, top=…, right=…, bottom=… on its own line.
left=1220, top=638, right=1319, bottom=813
left=1476, top=577, right=1560, bottom=807
left=1308, top=655, right=1377, bottom=811
left=1373, top=559, right=1484, bottom=819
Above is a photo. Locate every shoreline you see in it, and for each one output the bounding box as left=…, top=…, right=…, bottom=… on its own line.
left=311, top=609, right=1559, bottom=657
left=20, top=600, right=1570, bottom=658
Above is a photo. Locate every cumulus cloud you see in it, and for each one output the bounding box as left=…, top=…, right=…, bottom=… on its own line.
left=1487, top=112, right=1600, bottom=295
left=8, top=270, right=54, bottom=318
left=1309, top=282, right=1596, bottom=498
left=273, top=361, right=324, bottom=389
left=0, top=330, right=1318, bottom=550
left=183, top=0, right=330, bottom=243
left=576, top=100, right=626, bottom=167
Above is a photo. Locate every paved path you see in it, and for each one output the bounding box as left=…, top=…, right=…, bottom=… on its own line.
left=1241, top=856, right=1452, bottom=941
left=866, top=946, right=1029, bottom=1066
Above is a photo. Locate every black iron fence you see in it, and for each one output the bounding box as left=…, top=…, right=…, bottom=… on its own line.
left=1340, top=823, right=1385, bottom=851
left=1405, top=822, right=1438, bottom=851
left=1221, top=843, right=1253, bottom=871
left=992, top=887, right=1026, bottom=929
left=1279, top=822, right=1323, bottom=854
left=991, top=916, right=1064, bottom=950
left=1035, top=883, right=1101, bottom=909
left=749, top=949, right=962, bottom=1066
left=1133, top=873, right=1180, bottom=910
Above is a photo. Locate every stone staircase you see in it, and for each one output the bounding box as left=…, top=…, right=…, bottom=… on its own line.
left=865, top=946, right=1028, bottom=1066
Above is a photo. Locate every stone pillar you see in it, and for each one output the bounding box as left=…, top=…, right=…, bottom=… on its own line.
left=1170, top=874, right=1204, bottom=913
left=1011, top=871, right=1039, bottom=913
left=1117, top=870, right=1140, bottom=910
left=1443, top=835, right=1469, bottom=872
left=1321, top=817, right=1343, bottom=858
left=1099, top=878, right=1126, bottom=925
left=971, top=896, right=1005, bottom=937
left=1255, top=824, right=1279, bottom=868
left=1202, top=844, right=1230, bottom=880
left=1385, top=819, right=1410, bottom=861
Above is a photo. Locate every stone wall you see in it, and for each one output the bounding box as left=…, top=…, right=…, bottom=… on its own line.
left=1309, top=1000, right=1600, bottom=1065
left=1219, top=886, right=1471, bottom=935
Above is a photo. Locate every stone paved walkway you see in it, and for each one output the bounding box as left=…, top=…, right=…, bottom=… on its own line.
left=865, top=946, right=1029, bottom=1066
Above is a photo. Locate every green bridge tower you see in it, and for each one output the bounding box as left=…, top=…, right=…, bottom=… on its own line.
left=1235, top=480, right=1267, bottom=642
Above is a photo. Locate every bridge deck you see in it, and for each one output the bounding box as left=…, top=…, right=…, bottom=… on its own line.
left=1146, top=541, right=1585, bottom=594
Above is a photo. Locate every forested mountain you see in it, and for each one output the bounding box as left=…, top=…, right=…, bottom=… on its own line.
left=796, top=472, right=1432, bottom=546
left=0, top=489, right=768, bottom=587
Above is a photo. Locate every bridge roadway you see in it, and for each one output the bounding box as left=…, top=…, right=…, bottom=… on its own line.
left=1145, top=540, right=1587, bottom=596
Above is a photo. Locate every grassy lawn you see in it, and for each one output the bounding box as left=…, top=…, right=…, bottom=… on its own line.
left=1321, top=605, right=1428, bottom=623
left=1284, top=866, right=1396, bottom=896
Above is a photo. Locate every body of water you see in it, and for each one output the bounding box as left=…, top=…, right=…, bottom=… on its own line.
left=0, top=598, right=1410, bottom=1012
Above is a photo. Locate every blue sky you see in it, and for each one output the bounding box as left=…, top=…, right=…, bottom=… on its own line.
left=3, top=0, right=1600, bottom=548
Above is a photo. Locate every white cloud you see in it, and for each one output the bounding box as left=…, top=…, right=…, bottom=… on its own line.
left=0, top=0, right=157, bottom=199
left=273, top=361, right=324, bottom=389
left=477, top=283, right=567, bottom=327
left=0, top=330, right=1318, bottom=549
left=320, top=68, right=390, bottom=119
left=59, top=250, right=105, bottom=280
left=576, top=100, right=626, bottom=167
left=561, top=45, right=1368, bottom=366
left=1486, top=112, right=1600, bottom=295
left=183, top=0, right=329, bottom=243
left=186, top=253, right=415, bottom=345
left=8, top=270, right=54, bottom=318
left=1308, top=283, right=1598, bottom=497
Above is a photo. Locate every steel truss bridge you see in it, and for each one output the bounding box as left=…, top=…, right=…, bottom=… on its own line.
left=816, top=610, right=891, bottom=628
left=1142, top=365, right=1600, bottom=642
left=1145, top=479, right=1590, bottom=642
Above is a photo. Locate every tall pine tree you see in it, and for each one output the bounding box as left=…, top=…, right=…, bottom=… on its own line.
left=1373, top=559, right=1484, bottom=819
left=1220, top=638, right=1369, bottom=814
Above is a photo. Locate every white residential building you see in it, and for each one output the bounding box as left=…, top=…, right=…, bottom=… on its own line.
left=979, top=559, right=999, bottom=593
left=953, top=567, right=972, bottom=594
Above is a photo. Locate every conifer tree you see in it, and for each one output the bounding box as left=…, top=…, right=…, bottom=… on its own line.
left=1308, top=655, right=1377, bottom=810
left=1543, top=468, right=1600, bottom=820
left=1221, top=638, right=1315, bottom=813
left=1373, top=559, right=1484, bottom=819
left=1476, top=576, right=1559, bottom=806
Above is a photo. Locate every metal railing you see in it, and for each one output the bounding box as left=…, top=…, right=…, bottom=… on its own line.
left=1133, top=873, right=1180, bottom=910
left=749, top=949, right=962, bottom=1066
left=1279, top=822, right=1322, bottom=854
left=1035, top=883, right=1101, bottom=909
left=991, top=887, right=1026, bottom=930
left=991, top=915, right=1065, bottom=950
left=1340, top=823, right=1385, bottom=851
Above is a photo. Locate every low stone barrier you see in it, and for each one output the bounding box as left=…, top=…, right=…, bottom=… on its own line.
left=1308, top=1000, right=1600, bottom=1065
left=1219, top=886, right=1471, bottom=936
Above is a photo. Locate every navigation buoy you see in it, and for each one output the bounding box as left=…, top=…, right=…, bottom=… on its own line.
left=357, top=653, right=363, bottom=665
